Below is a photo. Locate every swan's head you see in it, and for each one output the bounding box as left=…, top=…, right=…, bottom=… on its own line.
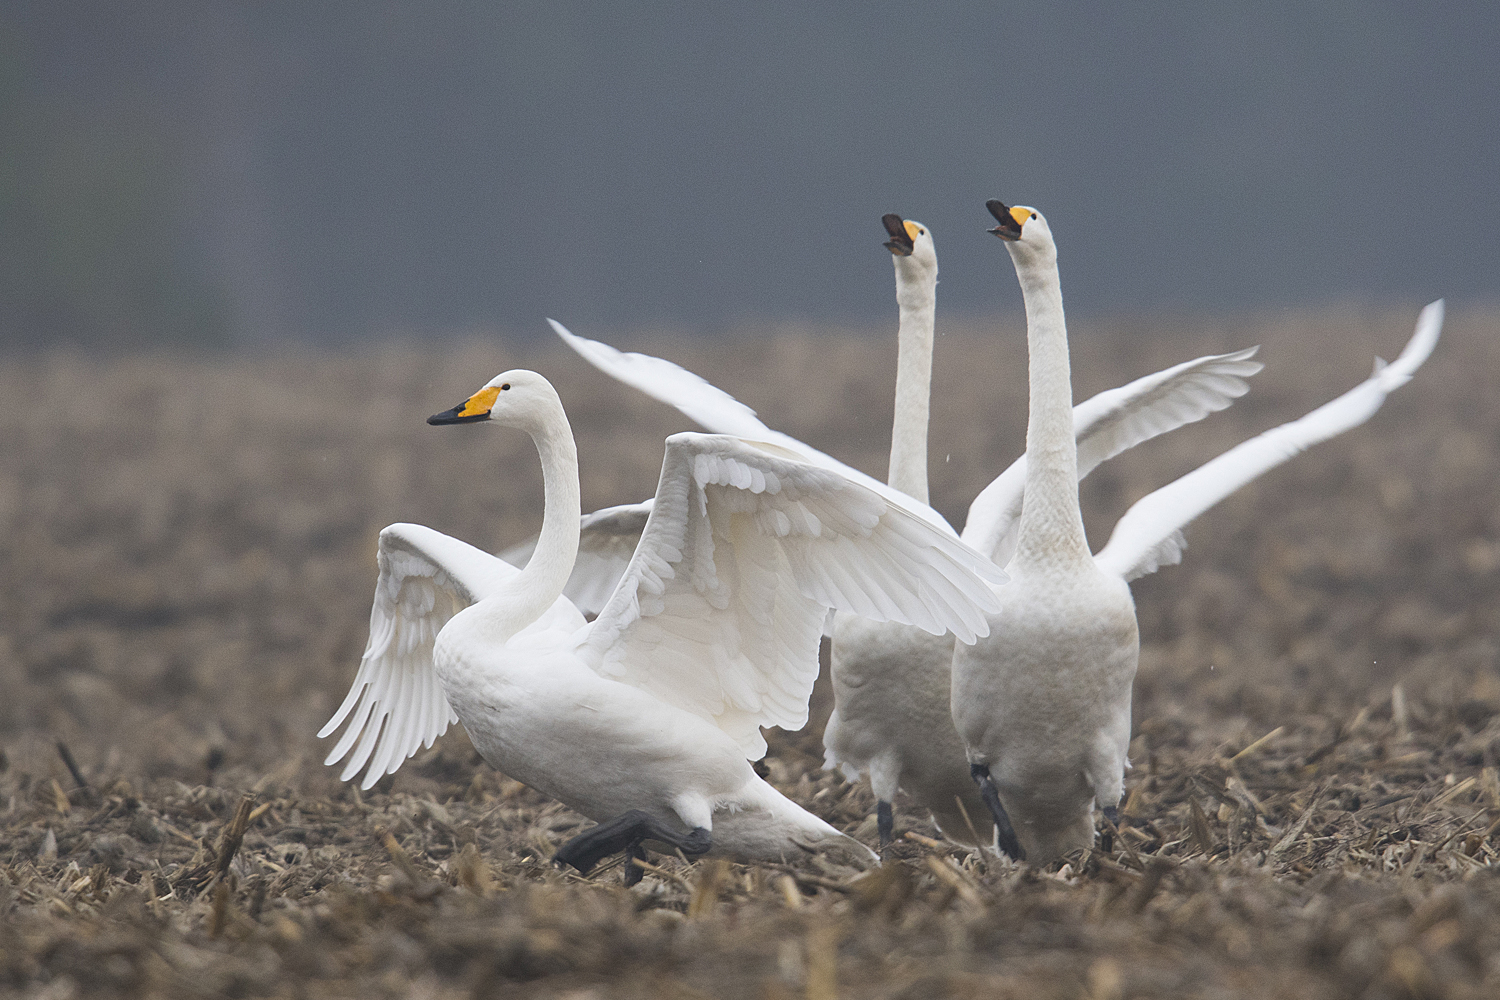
left=876, top=212, right=936, bottom=284
left=985, top=199, right=1055, bottom=265
left=882, top=215, right=936, bottom=263
left=427, top=369, right=564, bottom=434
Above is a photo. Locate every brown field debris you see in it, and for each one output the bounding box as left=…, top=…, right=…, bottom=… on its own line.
left=3, top=303, right=1499, bottom=998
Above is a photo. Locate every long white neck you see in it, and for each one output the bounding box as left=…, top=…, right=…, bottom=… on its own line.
left=1009, top=243, right=1092, bottom=572
left=475, top=401, right=581, bottom=639
left=887, top=257, right=935, bottom=504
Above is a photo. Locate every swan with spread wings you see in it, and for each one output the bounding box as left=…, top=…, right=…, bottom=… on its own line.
left=318, top=370, right=1006, bottom=878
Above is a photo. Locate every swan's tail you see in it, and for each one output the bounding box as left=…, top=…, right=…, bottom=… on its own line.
left=711, top=778, right=879, bottom=868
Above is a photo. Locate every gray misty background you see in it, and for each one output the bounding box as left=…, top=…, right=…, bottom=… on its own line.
left=2, top=2, right=1496, bottom=348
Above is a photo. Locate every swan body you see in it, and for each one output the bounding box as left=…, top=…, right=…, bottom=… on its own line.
left=320, top=370, right=1008, bottom=872
left=824, top=612, right=986, bottom=842
left=435, top=596, right=849, bottom=862
left=950, top=549, right=1138, bottom=860
left=551, top=218, right=1262, bottom=847
left=953, top=201, right=1444, bottom=863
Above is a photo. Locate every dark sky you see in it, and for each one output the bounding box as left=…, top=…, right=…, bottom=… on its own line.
left=7, top=2, right=1498, bottom=342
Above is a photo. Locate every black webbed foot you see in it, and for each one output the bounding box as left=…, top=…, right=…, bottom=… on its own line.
left=622, top=842, right=649, bottom=887
left=876, top=800, right=894, bottom=847
left=969, top=763, right=1025, bottom=861
left=553, top=809, right=712, bottom=881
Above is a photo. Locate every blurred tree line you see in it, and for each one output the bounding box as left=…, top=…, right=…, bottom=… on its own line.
left=0, top=20, right=229, bottom=351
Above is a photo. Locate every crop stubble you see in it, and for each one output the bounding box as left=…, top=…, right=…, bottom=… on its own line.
left=2, top=304, right=1499, bottom=998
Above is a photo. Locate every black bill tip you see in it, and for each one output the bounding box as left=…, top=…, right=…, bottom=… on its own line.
left=428, top=404, right=489, bottom=425
left=881, top=213, right=914, bottom=256
left=985, top=199, right=1024, bottom=242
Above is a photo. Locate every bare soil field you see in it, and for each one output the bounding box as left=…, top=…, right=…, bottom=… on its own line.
left=2, top=303, right=1498, bottom=998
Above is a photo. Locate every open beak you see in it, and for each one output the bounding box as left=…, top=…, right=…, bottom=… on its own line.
left=882, top=214, right=916, bottom=256
left=428, top=386, right=499, bottom=425
left=985, top=199, right=1026, bottom=242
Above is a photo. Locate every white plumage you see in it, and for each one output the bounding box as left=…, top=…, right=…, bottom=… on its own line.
left=499, top=502, right=652, bottom=616
left=549, top=215, right=1264, bottom=847
left=951, top=201, right=1443, bottom=863
left=319, top=369, right=1006, bottom=872
left=1092, top=299, right=1444, bottom=582
left=552, top=208, right=1440, bottom=861
left=961, top=345, right=1264, bottom=568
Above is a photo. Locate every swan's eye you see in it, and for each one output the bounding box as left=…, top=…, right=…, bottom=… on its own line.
left=501, top=383, right=510, bottom=390
left=1030, top=213, right=1037, bottom=220
left=918, top=228, right=925, bottom=235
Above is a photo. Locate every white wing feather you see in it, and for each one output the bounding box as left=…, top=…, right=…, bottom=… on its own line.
left=551, top=318, right=778, bottom=441
left=320, top=523, right=532, bottom=789
left=551, top=318, right=959, bottom=538
left=962, top=347, right=1264, bottom=566
left=1094, top=300, right=1443, bottom=582
left=499, top=501, right=654, bottom=616
left=581, top=433, right=1006, bottom=758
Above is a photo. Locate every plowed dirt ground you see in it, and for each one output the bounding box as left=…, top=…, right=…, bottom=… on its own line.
left=2, top=303, right=1498, bottom=998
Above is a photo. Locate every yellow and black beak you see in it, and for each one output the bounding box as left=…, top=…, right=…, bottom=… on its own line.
left=985, top=199, right=1028, bottom=242
left=428, top=385, right=499, bottom=425
left=882, top=214, right=917, bottom=256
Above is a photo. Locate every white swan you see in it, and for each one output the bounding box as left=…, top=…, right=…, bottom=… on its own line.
left=318, top=370, right=1009, bottom=877
left=824, top=215, right=983, bottom=846
left=952, top=200, right=1444, bottom=862
left=549, top=218, right=1263, bottom=847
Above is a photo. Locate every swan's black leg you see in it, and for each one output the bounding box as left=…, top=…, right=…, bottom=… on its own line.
left=876, top=800, right=894, bottom=847
left=554, top=809, right=712, bottom=878
left=1102, top=804, right=1120, bottom=826
left=969, top=763, right=1025, bottom=861
left=622, top=842, right=649, bottom=887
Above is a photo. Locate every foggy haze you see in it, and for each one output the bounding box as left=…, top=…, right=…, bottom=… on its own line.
left=3, top=2, right=1496, bottom=345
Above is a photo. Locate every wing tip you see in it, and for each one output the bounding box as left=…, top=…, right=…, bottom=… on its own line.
left=1380, top=298, right=1445, bottom=386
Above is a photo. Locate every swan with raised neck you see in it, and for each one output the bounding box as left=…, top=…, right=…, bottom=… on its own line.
left=824, top=214, right=999, bottom=849
left=428, top=371, right=581, bottom=642
left=992, top=203, right=1093, bottom=574
left=881, top=213, right=938, bottom=504
left=950, top=200, right=1139, bottom=863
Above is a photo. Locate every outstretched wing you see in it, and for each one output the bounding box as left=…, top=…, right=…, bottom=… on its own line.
left=319, top=523, right=522, bottom=789
left=962, top=347, right=1264, bottom=566
left=550, top=319, right=958, bottom=537
left=1073, top=347, right=1264, bottom=476
left=499, top=502, right=654, bottom=616
left=551, top=318, right=780, bottom=441
left=1094, top=300, right=1443, bottom=582
left=581, top=433, right=1007, bottom=758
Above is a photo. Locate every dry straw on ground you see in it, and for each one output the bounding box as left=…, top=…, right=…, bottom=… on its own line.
left=2, top=303, right=1498, bottom=998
